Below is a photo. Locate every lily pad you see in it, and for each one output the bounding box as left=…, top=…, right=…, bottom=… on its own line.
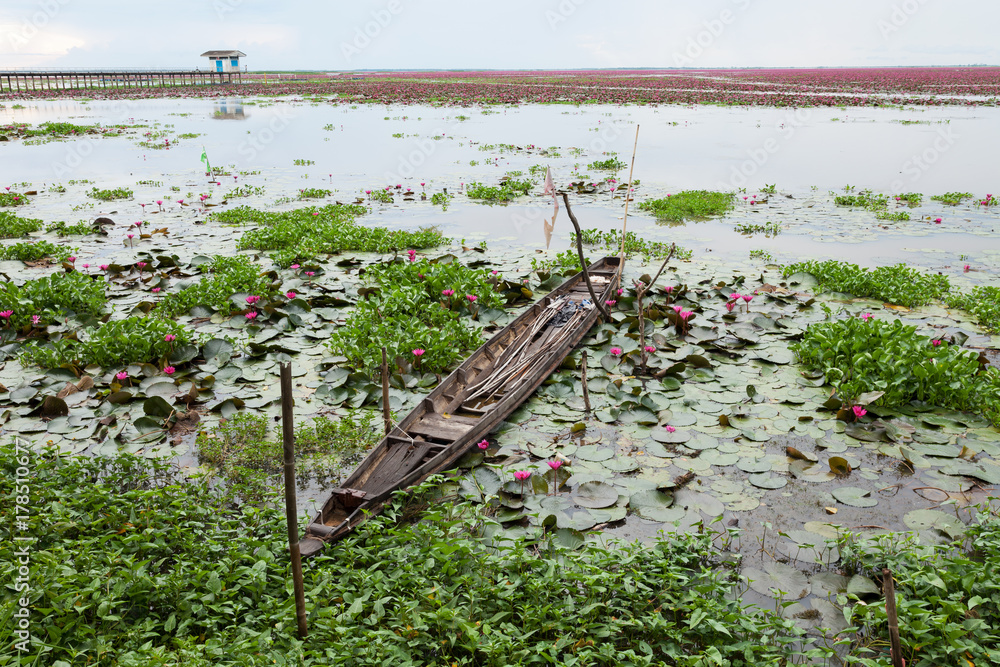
left=571, top=481, right=619, bottom=509
left=744, top=562, right=810, bottom=599
left=831, top=486, right=877, bottom=508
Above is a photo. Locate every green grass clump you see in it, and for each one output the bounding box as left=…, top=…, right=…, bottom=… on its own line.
left=87, top=186, right=133, bottom=201
left=364, top=257, right=506, bottom=311
left=588, top=157, right=627, bottom=171
left=0, top=210, right=43, bottom=237
left=0, top=272, right=106, bottom=329
left=197, top=411, right=379, bottom=501
left=734, top=221, right=781, bottom=236
left=575, top=228, right=692, bottom=261
left=947, top=286, right=1000, bottom=334
left=46, top=220, right=98, bottom=236
left=155, top=255, right=275, bottom=318
left=0, top=192, right=30, bottom=207
left=875, top=210, right=910, bottom=221
left=20, top=316, right=193, bottom=368
left=213, top=205, right=444, bottom=266
left=298, top=187, right=330, bottom=199
left=840, top=511, right=1000, bottom=667
left=931, top=192, right=973, bottom=205
left=329, top=283, right=484, bottom=377
left=791, top=317, right=1000, bottom=424
left=0, top=447, right=811, bottom=666
left=0, top=240, right=74, bottom=262
left=638, top=190, right=735, bottom=221
left=835, top=189, right=890, bottom=210
left=895, top=192, right=922, bottom=206
left=782, top=260, right=950, bottom=308
left=466, top=178, right=533, bottom=202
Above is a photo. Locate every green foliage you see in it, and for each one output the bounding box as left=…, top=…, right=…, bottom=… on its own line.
left=0, top=447, right=809, bottom=666
left=225, top=184, right=265, bottom=198
left=835, top=189, right=890, bottom=210
left=895, top=192, right=922, bottom=206
left=875, top=210, right=910, bottom=221
left=87, top=186, right=133, bottom=201
left=839, top=510, right=1000, bottom=666
left=0, top=210, right=43, bottom=237
left=588, top=157, right=627, bottom=171
left=20, top=316, right=193, bottom=368
left=760, top=183, right=777, bottom=195
left=430, top=191, right=453, bottom=209
left=931, top=191, right=973, bottom=205
left=734, top=220, right=781, bottom=236
left=466, top=178, right=533, bottom=202
left=576, top=228, right=692, bottom=261
left=0, top=191, right=29, bottom=206
left=197, top=411, right=380, bottom=501
left=368, top=188, right=394, bottom=203
left=946, top=286, right=1000, bottom=334
left=0, top=271, right=106, bottom=329
left=638, top=190, right=736, bottom=221
left=329, top=284, right=484, bottom=376
left=0, top=240, right=74, bottom=262
left=749, top=249, right=774, bottom=262
left=156, top=255, right=275, bottom=318
left=298, top=187, right=330, bottom=199
left=791, top=317, right=1000, bottom=423
left=46, top=219, right=98, bottom=236
left=365, top=257, right=505, bottom=311
left=781, top=260, right=950, bottom=308
left=212, top=205, right=444, bottom=265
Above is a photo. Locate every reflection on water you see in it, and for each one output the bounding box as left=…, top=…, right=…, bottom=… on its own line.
left=212, top=99, right=246, bottom=120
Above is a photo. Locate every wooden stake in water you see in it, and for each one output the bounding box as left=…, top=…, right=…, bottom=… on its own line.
left=279, top=362, right=308, bottom=639
left=381, top=347, right=392, bottom=434
left=581, top=350, right=591, bottom=413
left=617, top=125, right=640, bottom=284
left=883, top=568, right=903, bottom=667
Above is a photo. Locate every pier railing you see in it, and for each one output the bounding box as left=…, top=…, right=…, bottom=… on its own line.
left=0, top=69, right=244, bottom=92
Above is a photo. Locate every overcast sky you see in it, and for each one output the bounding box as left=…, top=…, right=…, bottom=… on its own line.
left=1, top=0, right=997, bottom=71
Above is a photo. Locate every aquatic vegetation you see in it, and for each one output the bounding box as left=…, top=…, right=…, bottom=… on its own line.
left=894, top=192, right=922, bottom=206
left=734, top=220, right=781, bottom=236
left=430, top=191, right=453, bottom=209
left=0, top=240, right=74, bottom=262
left=293, top=158, right=315, bottom=166
left=931, top=191, right=974, bottom=205
left=155, top=255, right=275, bottom=318
left=45, top=219, right=101, bottom=236
left=225, top=184, right=266, bottom=198
left=223, top=204, right=445, bottom=265
left=839, top=513, right=1000, bottom=667
left=0, top=191, right=29, bottom=207
left=638, top=190, right=736, bottom=221
left=782, top=260, right=950, bottom=308
left=946, top=286, right=1000, bottom=334
left=466, top=178, right=533, bottom=202
left=575, top=228, right=691, bottom=261
left=760, top=183, right=777, bottom=195
left=20, top=316, right=193, bottom=368
left=329, top=283, right=484, bottom=376
left=197, top=411, right=379, bottom=501
left=749, top=249, right=774, bottom=262
left=298, top=187, right=330, bottom=199
left=368, top=188, right=394, bottom=203
left=834, top=189, right=890, bottom=211
left=875, top=210, right=910, bottom=221
left=87, top=186, right=133, bottom=201
left=588, top=156, right=627, bottom=171
left=791, top=317, right=1000, bottom=425
left=0, top=448, right=815, bottom=665
left=0, top=210, right=43, bottom=237
left=0, top=271, right=106, bottom=330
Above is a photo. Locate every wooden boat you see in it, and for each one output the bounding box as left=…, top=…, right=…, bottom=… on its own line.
left=299, top=256, right=622, bottom=557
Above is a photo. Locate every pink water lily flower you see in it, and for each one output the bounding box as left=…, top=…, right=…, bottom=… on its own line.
left=115, top=371, right=128, bottom=381
left=664, top=425, right=676, bottom=433
left=644, top=345, right=656, bottom=353
left=0, top=310, right=12, bottom=320
left=610, top=347, right=623, bottom=356
left=852, top=406, right=867, bottom=418
left=931, top=339, right=942, bottom=347
left=164, top=334, right=176, bottom=342
left=725, top=301, right=736, bottom=312
left=32, top=315, right=41, bottom=325
left=605, top=299, right=616, bottom=306
left=246, top=295, right=261, bottom=304
left=441, top=289, right=455, bottom=297
left=730, top=293, right=741, bottom=300
left=163, top=366, right=176, bottom=375
left=286, top=291, right=297, bottom=299
left=412, top=348, right=425, bottom=356
left=547, top=460, right=563, bottom=471
left=477, top=439, right=489, bottom=450
left=290, top=264, right=300, bottom=269
left=245, top=312, right=258, bottom=320
left=860, top=312, right=872, bottom=321
left=466, top=294, right=477, bottom=302
left=513, top=470, right=531, bottom=482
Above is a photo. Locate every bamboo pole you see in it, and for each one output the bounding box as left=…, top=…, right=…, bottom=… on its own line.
left=560, top=192, right=611, bottom=321
left=381, top=347, right=392, bottom=433
left=882, top=568, right=903, bottom=667
left=581, top=350, right=591, bottom=412
left=280, top=363, right=308, bottom=639
left=616, top=125, right=640, bottom=285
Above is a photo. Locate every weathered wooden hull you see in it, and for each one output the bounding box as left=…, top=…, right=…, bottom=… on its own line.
left=299, top=256, right=621, bottom=556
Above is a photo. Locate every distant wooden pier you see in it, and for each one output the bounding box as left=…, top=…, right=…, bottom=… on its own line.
left=0, top=69, right=243, bottom=93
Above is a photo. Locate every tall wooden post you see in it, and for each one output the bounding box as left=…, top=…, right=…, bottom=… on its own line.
left=381, top=347, right=392, bottom=433
left=280, top=363, right=308, bottom=638
left=882, top=568, right=903, bottom=667
left=581, top=350, right=591, bottom=412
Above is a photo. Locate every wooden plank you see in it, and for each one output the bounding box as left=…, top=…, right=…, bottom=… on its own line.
left=406, top=413, right=474, bottom=440
left=361, top=441, right=434, bottom=496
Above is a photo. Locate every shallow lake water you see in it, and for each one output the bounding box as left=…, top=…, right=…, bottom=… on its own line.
left=3, top=95, right=999, bottom=648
